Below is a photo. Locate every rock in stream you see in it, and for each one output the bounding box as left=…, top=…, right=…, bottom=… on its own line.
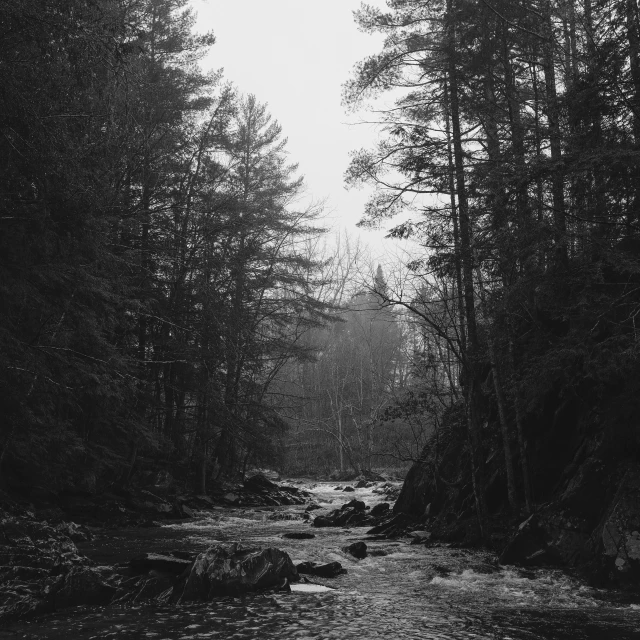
left=175, top=543, right=298, bottom=601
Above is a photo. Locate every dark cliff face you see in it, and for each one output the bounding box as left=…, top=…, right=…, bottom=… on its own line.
left=394, top=387, right=640, bottom=586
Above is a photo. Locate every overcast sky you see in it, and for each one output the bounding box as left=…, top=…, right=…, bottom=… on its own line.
left=191, top=0, right=393, bottom=249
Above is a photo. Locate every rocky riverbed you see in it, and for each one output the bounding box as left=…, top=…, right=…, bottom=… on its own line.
left=2, top=481, right=640, bottom=639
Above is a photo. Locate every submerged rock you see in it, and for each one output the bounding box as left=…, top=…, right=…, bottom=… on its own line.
left=268, top=511, right=302, bottom=521
left=176, top=543, right=298, bottom=601
left=283, top=532, right=315, bottom=540
left=343, top=541, right=367, bottom=559
left=424, top=564, right=453, bottom=580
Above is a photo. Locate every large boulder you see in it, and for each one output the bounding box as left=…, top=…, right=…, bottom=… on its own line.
left=333, top=508, right=367, bottom=527
left=244, top=474, right=279, bottom=493
left=344, top=499, right=366, bottom=512
left=370, top=502, right=390, bottom=518
left=176, top=544, right=298, bottom=601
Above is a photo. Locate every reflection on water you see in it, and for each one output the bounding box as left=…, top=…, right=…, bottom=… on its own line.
left=3, top=482, right=640, bottom=640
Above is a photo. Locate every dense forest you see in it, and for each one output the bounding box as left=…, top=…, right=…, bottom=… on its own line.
left=4, top=2, right=640, bottom=635
left=2, top=0, right=640, bottom=565
left=0, top=0, right=436, bottom=495
left=0, top=0, right=333, bottom=493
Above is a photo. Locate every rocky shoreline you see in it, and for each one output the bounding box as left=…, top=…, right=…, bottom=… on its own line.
left=2, top=469, right=639, bottom=624
left=0, top=474, right=419, bottom=622
left=394, top=450, right=640, bottom=590
left=0, top=473, right=313, bottom=621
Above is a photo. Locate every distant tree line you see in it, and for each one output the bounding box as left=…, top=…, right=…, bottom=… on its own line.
left=0, top=0, right=329, bottom=493
left=345, top=0, right=640, bottom=534
left=278, top=264, right=424, bottom=477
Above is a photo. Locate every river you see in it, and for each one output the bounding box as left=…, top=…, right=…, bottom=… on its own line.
left=3, top=482, right=640, bottom=639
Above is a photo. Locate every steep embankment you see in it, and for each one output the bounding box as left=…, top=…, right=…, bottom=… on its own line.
left=394, top=395, right=640, bottom=587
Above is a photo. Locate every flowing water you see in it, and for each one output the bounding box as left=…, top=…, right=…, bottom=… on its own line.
left=3, top=482, right=640, bottom=639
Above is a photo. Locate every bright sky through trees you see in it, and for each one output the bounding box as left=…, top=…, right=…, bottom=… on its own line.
left=192, top=0, right=389, bottom=241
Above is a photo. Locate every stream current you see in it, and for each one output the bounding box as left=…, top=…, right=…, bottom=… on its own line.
left=3, top=482, right=640, bottom=639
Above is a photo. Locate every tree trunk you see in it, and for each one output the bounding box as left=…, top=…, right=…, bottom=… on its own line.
left=508, top=333, right=533, bottom=513
left=531, top=51, right=546, bottom=243
left=125, top=441, right=138, bottom=486
left=626, top=0, right=640, bottom=231
left=446, top=0, right=488, bottom=538
left=627, top=0, right=640, bottom=139
left=444, top=79, right=467, bottom=355
left=542, top=1, right=568, bottom=264
left=502, top=25, right=533, bottom=278
left=488, top=338, right=519, bottom=513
